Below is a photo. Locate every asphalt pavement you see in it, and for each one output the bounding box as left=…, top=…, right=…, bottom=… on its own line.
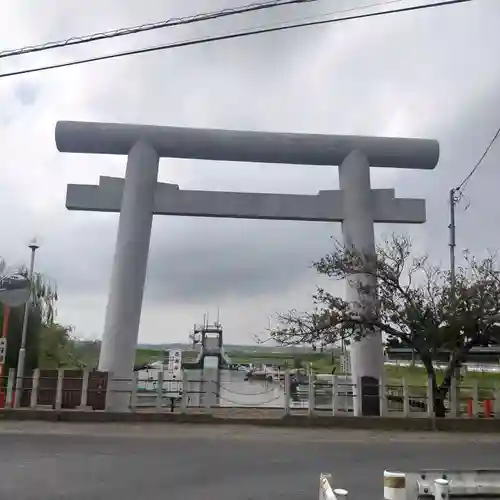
left=0, top=422, right=499, bottom=500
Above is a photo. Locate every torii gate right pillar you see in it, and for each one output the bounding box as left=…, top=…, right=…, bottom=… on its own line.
left=339, top=150, right=382, bottom=416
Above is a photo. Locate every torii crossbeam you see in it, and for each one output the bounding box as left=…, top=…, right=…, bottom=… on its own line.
left=56, top=121, right=439, bottom=414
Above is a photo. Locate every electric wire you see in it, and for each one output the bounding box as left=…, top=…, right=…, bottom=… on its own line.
left=448, top=124, right=500, bottom=279
left=455, top=125, right=500, bottom=194
left=0, top=0, right=316, bottom=60
left=0, top=0, right=472, bottom=79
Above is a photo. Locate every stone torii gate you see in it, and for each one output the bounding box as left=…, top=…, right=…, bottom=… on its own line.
left=55, top=121, right=439, bottom=414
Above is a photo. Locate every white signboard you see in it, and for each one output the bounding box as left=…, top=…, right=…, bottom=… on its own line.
left=166, top=349, right=182, bottom=373
left=0, top=338, right=6, bottom=364
left=135, top=351, right=184, bottom=400
left=164, top=350, right=183, bottom=397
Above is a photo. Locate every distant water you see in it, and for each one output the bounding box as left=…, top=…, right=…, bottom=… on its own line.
left=184, top=369, right=285, bottom=408
left=184, top=370, right=333, bottom=409
left=218, top=370, right=286, bottom=408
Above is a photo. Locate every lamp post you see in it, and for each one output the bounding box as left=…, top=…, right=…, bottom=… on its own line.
left=14, top=239, right=39, bottom=407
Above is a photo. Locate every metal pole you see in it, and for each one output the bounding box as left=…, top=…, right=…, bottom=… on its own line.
left=449, top=188, right=457, bottom=294
left=0, top=304, right=11, bottom=406
left=14, top=242, right=38, bottom=407
left=449, top=188, right=465, bottom=414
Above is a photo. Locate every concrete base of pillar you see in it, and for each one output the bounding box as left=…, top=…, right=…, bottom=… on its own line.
left=349, top=330, right=384, bottom=416
left=105, top=400, right=132, bottom=413
left=76, top=405, right=92, bottom=411
left=105, top=378, right=134, bottom=412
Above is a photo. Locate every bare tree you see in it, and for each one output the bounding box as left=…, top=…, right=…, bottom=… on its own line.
left=272, top=235, right=500, bottom=417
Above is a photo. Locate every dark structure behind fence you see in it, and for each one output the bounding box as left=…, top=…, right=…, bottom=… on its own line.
left=19, top=370, right=108, bottom=410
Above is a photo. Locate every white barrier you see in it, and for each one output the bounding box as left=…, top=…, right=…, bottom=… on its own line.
left=321, top=470, right=500, bottom=500
left=319, top=473, right=348, bottom=500
left=384, top=470, right=500, bottom=500
left=434, top=479, right=449, bottom=500
left=384, top=470, right=406, bottom=500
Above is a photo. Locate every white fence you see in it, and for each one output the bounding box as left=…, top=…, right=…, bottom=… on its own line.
left=321, top=469, right=500, bottom=500
left=2, top=367, right=500, bottom=418
left=385, top=359, right=500, bottom=374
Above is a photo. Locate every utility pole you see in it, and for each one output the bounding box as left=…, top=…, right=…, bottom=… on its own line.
left=14, top=239, right=39, bottom=407
left=449, top=188, right=457, bottom=295
left=448, top=189, right=461, bottom=417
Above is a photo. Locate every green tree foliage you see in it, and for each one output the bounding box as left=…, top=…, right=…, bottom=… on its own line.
left=37, top=328, right=101, bottom=370
left=0, top=262, right=101, bottom=373
left=0, top=304, right=41, bottom=377
left=37, top=322, right=76, bottom=369
left=69, top=340, right=100, bottom=369
left=22, top=269, right=58, bottom=324
left=1, top=269, right=58, bottom=377
left=272, top=235, right=500, bottom=417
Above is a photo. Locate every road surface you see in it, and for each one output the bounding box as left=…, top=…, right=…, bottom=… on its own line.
left=0, top=422, right=499, bottom=499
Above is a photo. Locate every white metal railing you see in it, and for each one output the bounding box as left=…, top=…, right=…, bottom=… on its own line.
left=385, top=359, right=500, bottom=373
left=385, top=469, right=500, bottom=500
left=1, top=368, right=499, bottom=419
left=320, top=469, right=500, bottom=500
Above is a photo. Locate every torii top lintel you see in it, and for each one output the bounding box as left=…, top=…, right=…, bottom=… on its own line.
left=55, top=121, right=439, bottom=170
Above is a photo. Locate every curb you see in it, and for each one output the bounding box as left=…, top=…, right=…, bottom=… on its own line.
left=1, top=409, right=500, bottom=432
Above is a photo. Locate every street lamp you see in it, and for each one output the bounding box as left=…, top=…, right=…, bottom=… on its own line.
left=14, top=238, right=39, bottom=407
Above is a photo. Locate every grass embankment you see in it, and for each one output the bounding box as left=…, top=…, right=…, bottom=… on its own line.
left=135, top=348, right=500, bottom=398
left=135, top=348, right=164, bottom=365
left=136, top=348, right=337, bottom=372
left=228, top=351, right=336, bottom=373
left=385, top=365, right=500, bottom=398
left=135, top=348, right=199, bottom=365
left=226, top=351, right=500, bottom=397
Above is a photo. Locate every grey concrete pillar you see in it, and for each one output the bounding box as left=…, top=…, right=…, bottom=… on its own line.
left=202, top=356, right=219, bottom=410
left=98, top=140, right=159, bottom=411
left=339, top=150, right=384, bottom=416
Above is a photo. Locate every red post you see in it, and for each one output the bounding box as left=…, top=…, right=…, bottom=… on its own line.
left=1, top=303, right=9, bottom=338
left=484, top=399, right=492, bottom=418
left=0, top=303, right=10, bottom=408
left=467, top=398, right=473, bottom=418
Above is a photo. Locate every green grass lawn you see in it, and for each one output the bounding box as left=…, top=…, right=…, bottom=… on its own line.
left=135, top=348, right=163, bottom=365
left=384, top=364, right=500, bottom=398
left=229, top=351, right=336, bottom=373
left=135, top=348, right=199, bottom=365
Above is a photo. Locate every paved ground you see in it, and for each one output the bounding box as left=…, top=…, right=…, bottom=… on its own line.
left=1, top=422, right=500, bottom=500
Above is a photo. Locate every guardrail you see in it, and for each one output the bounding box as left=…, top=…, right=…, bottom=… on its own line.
left=321, top=469, right=500, bottom=500
left=1, top=368, right=499, bottom=419
left=385, top=359, right=500, bottom=373
left=385, top=469, right=500, bottom=500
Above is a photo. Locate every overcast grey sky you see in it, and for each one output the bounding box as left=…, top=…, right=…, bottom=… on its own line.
left=0, top=0, right=498, bottom=344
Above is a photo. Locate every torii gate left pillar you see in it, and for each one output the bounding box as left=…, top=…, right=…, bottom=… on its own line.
left=55, top=121, right=439, bottom=413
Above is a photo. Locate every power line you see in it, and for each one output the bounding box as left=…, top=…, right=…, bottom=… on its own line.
left=0, top=0, right=472, bottom=79
left=448, top=125, right=500, bottom=285
left=0, top=0, right=315, bottom=60
left=0, top=0, right=407, bottom=63
left=455, top=125, right=500, bottom=193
